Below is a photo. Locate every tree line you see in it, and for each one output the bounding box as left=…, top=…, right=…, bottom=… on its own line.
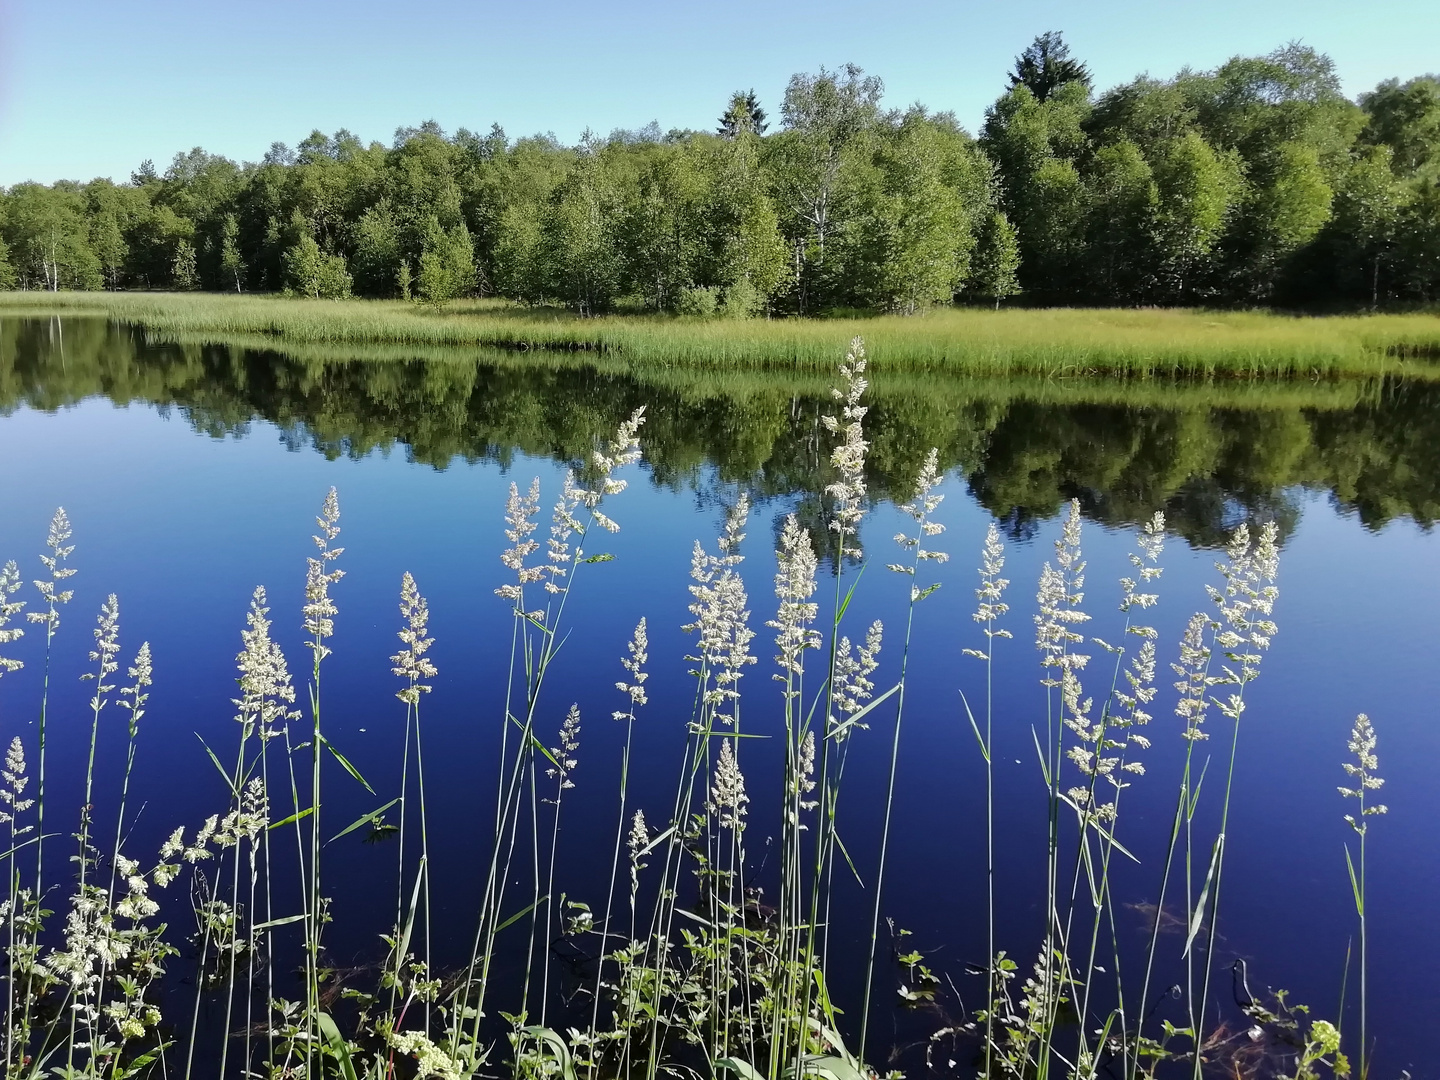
left=1, top=35, right=1437, bottom=312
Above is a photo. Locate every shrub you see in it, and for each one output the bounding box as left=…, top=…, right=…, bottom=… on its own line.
left=675, top=284, right=719, bottom=318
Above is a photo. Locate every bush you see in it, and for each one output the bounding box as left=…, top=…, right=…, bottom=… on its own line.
left=675, top=285, right=719, bottom=318
left=720, top=277, right=762, bottom=319
left=284, top=234, right=353, bottom=299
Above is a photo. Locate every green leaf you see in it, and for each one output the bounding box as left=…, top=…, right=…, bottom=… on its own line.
left=960, top=690, right=990, bottom=763
left=252, top=913, right=308, bottom=932
left=496, top=896, right=546, bottom=934
left=715, top=1058, right=766, bottom=1080
left=582, top=553, right=614, bottom=564
left=834, top=561, right=868, bottom=624
left=1031, top=726, right=1051, bottom=787
left=1187, top=756, right=1211, bottom=819
left=317, top=1012, right=358, bottom=1080
left=321, top=735, right=375, bottom=795
left=328, top=798, right=401, bottom=845
left=913, top=582, right=942, bottom=602
left=634, top=824, right=675, bottom=858
left=520, top=1026, right=577, bottom=1080
left=1344, top=844, right=1363, bottom=916
left=396, top=858, right=426, bottom=968
left=827, top=682, right=900, bottom=741
left=802, top=1055, right=868, bottom=1080
left=1185, top=834, right=1224, bottom=958
left=832, top=829, right=865, bottom=889
left=270, top=806, right=315, bottom=830
left=194, top=734, right=238, bottom=797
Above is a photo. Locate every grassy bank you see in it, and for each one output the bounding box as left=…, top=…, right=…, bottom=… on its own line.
left=5, top=290, right=1440, bottom=378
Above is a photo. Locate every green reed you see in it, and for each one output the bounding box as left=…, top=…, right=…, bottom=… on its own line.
left=5, top=291, right=1440, bottom=381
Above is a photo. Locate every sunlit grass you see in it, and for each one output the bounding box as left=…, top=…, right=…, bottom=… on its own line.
left=4, top=291, right=1440, bottom=379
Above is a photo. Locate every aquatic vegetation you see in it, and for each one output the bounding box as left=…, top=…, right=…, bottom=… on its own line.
left=4, top=291, right=1440, bottom=380
left=0, top=339, right=1391, bottom=1080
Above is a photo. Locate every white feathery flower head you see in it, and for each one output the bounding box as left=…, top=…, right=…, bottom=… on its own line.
left=546, top=704, right=581, bottom=792
left=235, top=587, right=301, bottom=739
left=392, top=572, right=437, bottom=704
left=544, top=471, right=585, bottom=594
left=30, top=507, right=76, bottom=635
left=1207, top=520, right=1281, bottom=702
left=0, top=737, right=34, bottom=824
left=615, top=618, right=649, bottom=711
left=496, top=477, right=544, bottom=610
left=795, top=730, right=818, bottom=811
left=578, top=407, right=647, bottom=511
left=303, top=488, right=345, bottom=661
left=708, top=738, right=749, bottom=831
left=1035, top=500, right=1090, bottom=685
left=1172, top=611, right=1216, bottom=742
left=81, top=594, right=121, bottom=714
left=120, top=641, right=153, bottom=739
left=831, top=620, right=882, bottom=732
left=964, top=522, right=1013, bottom=661
left=1075, top=512, right=1170, bottom=810
left=0, top=560, right=26, bottom=675
left=684, top=496, right=757, bottom=725
left=822, top=338, right=870, bottom=559
left=1340, top=713, right=1387, bottom=834
left=627, top=809, right=649, bottom=859
left=768, top=515, right=822, bottom=684
left=890, top=447, right=949, bottom=600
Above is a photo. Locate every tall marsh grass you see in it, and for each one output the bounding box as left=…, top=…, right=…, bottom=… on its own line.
left=0, top=337, right=1389, bottom=1079
left=4, top=291, right=1440, bottom=379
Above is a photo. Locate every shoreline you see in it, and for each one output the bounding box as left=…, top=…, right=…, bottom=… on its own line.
left=4, top=291, right=1440, bottom=380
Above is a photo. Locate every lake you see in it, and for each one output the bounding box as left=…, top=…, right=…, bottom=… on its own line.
left=1, top=317, right=1436, bottom=1077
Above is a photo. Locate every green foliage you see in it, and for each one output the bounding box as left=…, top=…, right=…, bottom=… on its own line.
left=1008, top=31, right=1092, bottom=103
left=284, top=233, right=353, bottom=299
left=972, top=211, right=1021, bottom=307
left=1361, top=75, right=1440, bottom=178
left=1148, top=131, right=1244, bottom=297
left=675, top=285, right=719, bottom=317
left=0, top=235, right=15, bottom=291
left=171, top=238, right=199, bottom=290
left=219, top=213, right=245, bottom=293
left=417, top=217, right=475, bottom=305
left=2, top=46, right=1438, bottom=306
left=718, top=89, right=768, bottom=138
left=351, top=203, right=402, bottom=297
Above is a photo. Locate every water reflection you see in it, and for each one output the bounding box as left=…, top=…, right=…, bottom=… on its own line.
left=3, top=318, right=1437, bottom=550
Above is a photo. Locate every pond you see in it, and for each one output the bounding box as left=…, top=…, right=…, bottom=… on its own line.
left=0, top=317, right=1436, bottom=1078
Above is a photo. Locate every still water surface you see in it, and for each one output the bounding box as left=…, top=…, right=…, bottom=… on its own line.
left=1, top=319, right=1437, bottom=1075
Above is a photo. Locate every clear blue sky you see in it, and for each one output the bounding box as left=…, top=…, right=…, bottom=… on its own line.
left=1, top=0, right=1436, bottom=187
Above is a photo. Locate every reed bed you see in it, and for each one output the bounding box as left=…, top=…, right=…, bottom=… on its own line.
left=4, top=291, right=1440, bottom=380
left=0, top=338, right=1386, bottom=1080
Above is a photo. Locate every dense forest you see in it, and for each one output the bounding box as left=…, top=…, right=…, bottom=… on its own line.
left=2, top=34, right=1438, bottom=312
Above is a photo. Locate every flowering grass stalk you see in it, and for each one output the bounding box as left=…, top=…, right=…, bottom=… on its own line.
left=1189, top=521, right=1280, bottom=1076
left=454, top=407, right=643, bottom=1065
left=1340, top=712, right=1386, bottom=1078
left=963, top=521, right=1012, bottom=1078
left=858, top=447, right=947, bottom=1061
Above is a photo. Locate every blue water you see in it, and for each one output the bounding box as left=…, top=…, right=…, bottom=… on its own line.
left=0, top=328, right=1437, bottom=1076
